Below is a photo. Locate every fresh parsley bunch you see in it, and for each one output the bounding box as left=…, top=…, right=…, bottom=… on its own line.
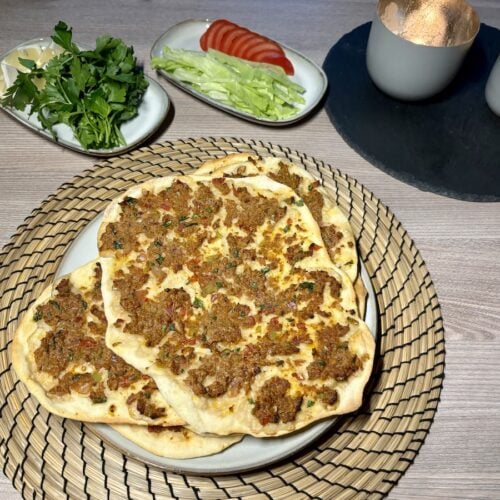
left=1, top=21, right=148, bottom=150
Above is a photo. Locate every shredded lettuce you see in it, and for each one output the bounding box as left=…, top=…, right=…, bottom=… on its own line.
left=151, top=47, right=305, bottom=120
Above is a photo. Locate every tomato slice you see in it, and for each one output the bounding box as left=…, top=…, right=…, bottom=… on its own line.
left=199, top=22, right=218, bottom=51
left=200, top=19, right=294, bottom=75
left=242, top=40, right=285, bottom=60
left=200, top=30, right=207, bottom=51
left=231, top=32, right=259, bottom=58
left=255, top=52, right=294, bottom=75
left=200, top=19, right=232, bottom=51
left=213, top=22, right=239, bottom=50
left=221, top=27, right=248, bottom=54
left=233, top=31, right=262, bottom=59
left=247, top=49, right=285, bottom=62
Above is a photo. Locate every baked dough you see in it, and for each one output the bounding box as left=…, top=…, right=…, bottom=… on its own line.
left=111, top=424, right=241, bottom=459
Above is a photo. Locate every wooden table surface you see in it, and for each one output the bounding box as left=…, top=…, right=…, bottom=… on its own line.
left=1, top=1, right=499, bottom=498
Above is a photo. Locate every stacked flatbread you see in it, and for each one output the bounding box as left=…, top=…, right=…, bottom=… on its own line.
left=13, top=154, right=375, bottom=459
left=13, top=259, right=241, bottom=458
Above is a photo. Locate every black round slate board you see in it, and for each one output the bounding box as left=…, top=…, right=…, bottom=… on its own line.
left=323, top=22, right=500, bottom=201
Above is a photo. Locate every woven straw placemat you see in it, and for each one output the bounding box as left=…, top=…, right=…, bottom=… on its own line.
left=0, top=137, right=444, bottom=499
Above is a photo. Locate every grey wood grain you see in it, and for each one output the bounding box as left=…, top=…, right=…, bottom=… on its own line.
left=0, top=1, right=499, bottom=498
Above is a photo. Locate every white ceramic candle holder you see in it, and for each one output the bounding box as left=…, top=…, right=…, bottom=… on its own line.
left=366, top=0, right=480, bottom=101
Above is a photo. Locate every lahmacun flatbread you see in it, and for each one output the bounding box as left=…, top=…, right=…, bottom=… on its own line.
left=195, top=154, right=358, bottom=280
left=12, top=260, right=183, bottom=426
left=111, top=424, right=241, bottom=459
left=98, top=173, right=374, bottom=437
left=195, top=153, right=367, bottom=316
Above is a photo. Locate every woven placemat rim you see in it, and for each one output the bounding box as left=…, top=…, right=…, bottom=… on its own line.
left=0, top=137, right=445, bottom=499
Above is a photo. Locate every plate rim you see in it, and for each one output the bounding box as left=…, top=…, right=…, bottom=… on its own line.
left=150, top=18, right=328, bottom=126
left=0, top=36, right=170, bottom=157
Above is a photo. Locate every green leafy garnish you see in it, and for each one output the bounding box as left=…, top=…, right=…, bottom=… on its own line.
left=151, top=47, right=305, bottom=120
left=299, top=281, right=315, bottom=291
left=124, top=196, right=137, bottom=206
left=193, top=297, right=204, bottom=309
left=90, top=395, right=107, bottom=404
left=1, top=21, right=148, bottom=150
left=48, top=299, right=61, bottom=310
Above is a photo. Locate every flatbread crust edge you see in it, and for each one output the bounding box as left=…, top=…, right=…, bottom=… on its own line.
left=110, top=424, right=242, bottom=459
left=139, top=318, right=375, bottom=437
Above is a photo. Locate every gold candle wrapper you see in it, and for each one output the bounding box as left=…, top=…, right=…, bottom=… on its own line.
left=378, top=0, right=480, bottom=47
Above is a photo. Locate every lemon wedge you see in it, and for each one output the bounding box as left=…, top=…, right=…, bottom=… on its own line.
left=3, top=45, right=61, bottom=72
left=4, top=47, right=41, bottom=71
left=2, top=44, right=62, bottom=91
left=0, top=70, right=6, bottom=96
left=35, top=46, right=61, bottom=66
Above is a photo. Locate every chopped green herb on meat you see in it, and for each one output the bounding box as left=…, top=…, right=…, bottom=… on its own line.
left=193, top=297, right=204, bottom=309
left=299, top=281, right=315, bottom=291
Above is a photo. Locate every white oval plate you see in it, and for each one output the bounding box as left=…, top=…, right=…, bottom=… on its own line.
left=0, top=37, right=170, bottom=157
left=150, top=19, right=328, bottom=126
left=56, top=211, right=377, bottom=475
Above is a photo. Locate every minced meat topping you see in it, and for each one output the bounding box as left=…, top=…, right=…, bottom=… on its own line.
left=33, top=264, right=166, bottom=418
left=307, top=324, right=362, bottom=381
left=321, top=224, right=343, bottom=254
left=252, top=377, right=303, bottom=425
left=268, top=161, right=302, bottom=191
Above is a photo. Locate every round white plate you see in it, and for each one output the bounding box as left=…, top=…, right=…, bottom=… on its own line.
left=0, top=37, right=170, bottom=157
left=150, top=19, right=328, bottom=126
left=57, top=212, right=377, bottom=475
